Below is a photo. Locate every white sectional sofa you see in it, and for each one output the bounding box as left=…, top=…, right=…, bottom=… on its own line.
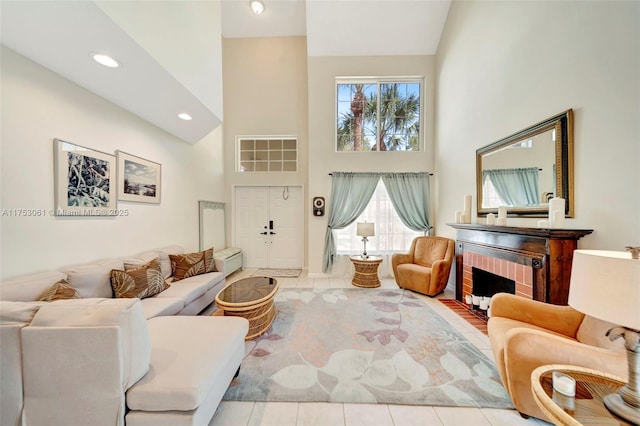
left=0, top=245, right=226, bottom=319
left=0, top=245, right=249, bottom=426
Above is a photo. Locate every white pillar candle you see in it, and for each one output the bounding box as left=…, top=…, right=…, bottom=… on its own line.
left=548, top=197, right=565, bottom=227
left=472, top=295, right=481, bottom=306
left=455, top=210, right=462, bottom=223
left=498, top=206, right=508, bottom=219
left=496, top=217, right=507, bottom=226
left=463, top=195, right=472, bottom=224
left=465, top=295, right=473, bottom=304
left=486, top=213, right=495, bottom=225
left=479, top=299, right=489, bottom=310
left=460, top=213, right=466, bottom=224
left=552, top=210, right=565, bottom=228
left=552, top=372, right=576, bottom=396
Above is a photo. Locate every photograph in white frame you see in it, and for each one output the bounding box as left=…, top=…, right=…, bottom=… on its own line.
left=54, top=138, right=117, bottom=216
left=117, top=151, right=161, bottom=204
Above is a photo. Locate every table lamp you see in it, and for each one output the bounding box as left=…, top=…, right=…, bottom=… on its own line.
left=356, top=222, right=375, bottom=258
left=568, top=248, right=640, bottom=424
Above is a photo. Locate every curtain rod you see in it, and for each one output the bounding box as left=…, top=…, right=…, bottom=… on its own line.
left=328, top=172, right=434, bottom=176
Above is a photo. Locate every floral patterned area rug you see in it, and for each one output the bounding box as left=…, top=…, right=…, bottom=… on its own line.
left=222, top=288, right=513, bottom=408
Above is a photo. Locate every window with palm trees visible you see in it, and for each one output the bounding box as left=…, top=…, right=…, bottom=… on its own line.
left=336, top=79, right=422, bottom=151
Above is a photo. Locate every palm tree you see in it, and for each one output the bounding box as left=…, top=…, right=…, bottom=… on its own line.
left=351, top=84, right=365, bottom=151
left=368, top=83, right=420, bottom=151
left=337, top=83, right=420, bottom=151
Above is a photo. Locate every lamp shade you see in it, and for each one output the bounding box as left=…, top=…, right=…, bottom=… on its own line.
left=568, top=250, right=640, bottom=330
left=356, top=222, right=375, bottom=237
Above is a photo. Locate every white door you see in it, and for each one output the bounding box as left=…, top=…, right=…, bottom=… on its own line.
left=235, top=186, right=303, bottom=269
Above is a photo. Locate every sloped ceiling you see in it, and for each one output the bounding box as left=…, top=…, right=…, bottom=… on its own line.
left=1, top=0, right=451, bottom=144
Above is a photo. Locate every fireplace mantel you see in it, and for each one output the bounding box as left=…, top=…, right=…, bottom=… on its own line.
left=448, top=224, right=593, bottom=305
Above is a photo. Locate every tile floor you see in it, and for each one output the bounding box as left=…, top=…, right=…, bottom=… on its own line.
left=208, top=270, right=551, bottom=426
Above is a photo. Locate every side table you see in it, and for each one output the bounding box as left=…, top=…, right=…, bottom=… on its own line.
left=349, top=255, right=382, bottom=288
left=531, top=364, right=631, bottom=425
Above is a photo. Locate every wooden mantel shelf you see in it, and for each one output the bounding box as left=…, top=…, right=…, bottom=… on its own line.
left=448, top=223, right=593, bottom=305
left=447, top=223, right=593, bottom=240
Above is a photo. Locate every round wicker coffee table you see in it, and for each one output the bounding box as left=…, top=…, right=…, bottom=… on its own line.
left=350, top=255, right=383, bottom=288
left=214, top=276, right=279, bottom=340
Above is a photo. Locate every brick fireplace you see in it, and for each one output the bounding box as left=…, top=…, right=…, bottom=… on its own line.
left=462, top=251, right=532, bottom=300
left=449, top=224, right=593, bottom=305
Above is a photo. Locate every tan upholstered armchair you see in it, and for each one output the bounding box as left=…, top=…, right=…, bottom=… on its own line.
left=488, top=293, right=627, bottom=421
left=391, top=236, right=455, bottom=296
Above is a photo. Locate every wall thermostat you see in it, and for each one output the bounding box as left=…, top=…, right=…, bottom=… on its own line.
left=313, top=196, right=325, bottom=216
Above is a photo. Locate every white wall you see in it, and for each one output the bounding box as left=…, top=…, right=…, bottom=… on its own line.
left=435, top=1, right=640, bottom=249
left=307, top=55, right=435, bottom=274
left=0, top=47, right=225, bottom=279
left=222, top=37, right=309, bottom=257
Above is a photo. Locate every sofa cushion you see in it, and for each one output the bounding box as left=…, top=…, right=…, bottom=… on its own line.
left=166, top=271, right=224, bottom=291
left=0, top=301, right=44, bottom=325
left=139, top=297, right=184, bottom=319
left=126, top=316, right=249, bottom=411
left=38, top=279, right=81, bottom=302
left=61, top=258, right=124, bottom=298
left=154, top=276, right=209, bottom=305
left=170, top=248, right=217, bottom=281
left=110, top=259, right=168, bottom=299
left=0, top=271, right=68, bottom=302
left=154, top=245, right=185, bottom=279
left=29, top=298, right=151, bottom=388
left=123, top=252, right=159, bottom=271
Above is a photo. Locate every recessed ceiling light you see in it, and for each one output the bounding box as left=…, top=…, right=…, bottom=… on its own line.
left=178, top=113, right=193, bottom=121
left=250, top=0, right=264, bottom=15
left=90, top=52, right=120, bottom=68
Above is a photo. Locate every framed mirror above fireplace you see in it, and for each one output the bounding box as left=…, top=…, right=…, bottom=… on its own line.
left=476, top=109, right=574, bottom=217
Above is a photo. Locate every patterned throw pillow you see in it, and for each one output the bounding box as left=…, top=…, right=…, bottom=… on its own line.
left=110, top=258, right=168, bottom=299
left=38, top=279, right=81, bottom=301
left=169, top=247, right=217, bottom=281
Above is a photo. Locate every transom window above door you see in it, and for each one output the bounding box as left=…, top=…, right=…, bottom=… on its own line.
left=336, top=78, right=423, bottom=152
left=237, top=136, right=297, bottom=172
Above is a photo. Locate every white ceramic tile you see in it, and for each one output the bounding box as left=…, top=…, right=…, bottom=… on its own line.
left=248, top=402, right=299, bottom=426
left=209, top=401, right=255, bottom=426
left=387, top=404, right=443, bottom=426
left=297, top=402, right=345, bottom=426
left=480, top=408, right=539, bottom=425
left=330, top=277, right=348, bottom=288
left=433, top=407, right=491, bottom=426
left=344, top=403, right=394, bottom=426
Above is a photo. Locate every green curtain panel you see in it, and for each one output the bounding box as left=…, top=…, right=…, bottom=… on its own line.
left=322, top=172, right=380, bottom=272
left=381, top=172, right=432, bottom=234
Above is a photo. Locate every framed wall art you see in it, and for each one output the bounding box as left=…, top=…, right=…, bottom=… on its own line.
left=117, top=151, right=161, bottom=204
left=54, top=138, right=117, bottom=216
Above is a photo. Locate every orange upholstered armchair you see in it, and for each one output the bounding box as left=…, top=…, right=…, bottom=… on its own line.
left=488, top=293, right=627, bottom=420
left=391, top=236, right=455, bottom=296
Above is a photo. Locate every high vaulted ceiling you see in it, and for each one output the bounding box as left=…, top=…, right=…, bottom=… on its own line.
left=222, top=0, right=451, bottom=56
left=1, top=0, right=451, bottom=143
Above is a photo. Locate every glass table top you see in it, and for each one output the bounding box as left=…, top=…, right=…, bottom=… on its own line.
left=216, top=276, right=278, bottom=305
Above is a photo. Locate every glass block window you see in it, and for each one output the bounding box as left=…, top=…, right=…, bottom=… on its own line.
left=237, top=137, right=297, bottom=172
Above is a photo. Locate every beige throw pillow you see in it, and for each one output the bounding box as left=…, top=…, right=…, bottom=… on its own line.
left=38, top=279, right=81, bottom=302
left=110, top=258, right=168, bottom=299
left=169, top=247, right=216, bottom=281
